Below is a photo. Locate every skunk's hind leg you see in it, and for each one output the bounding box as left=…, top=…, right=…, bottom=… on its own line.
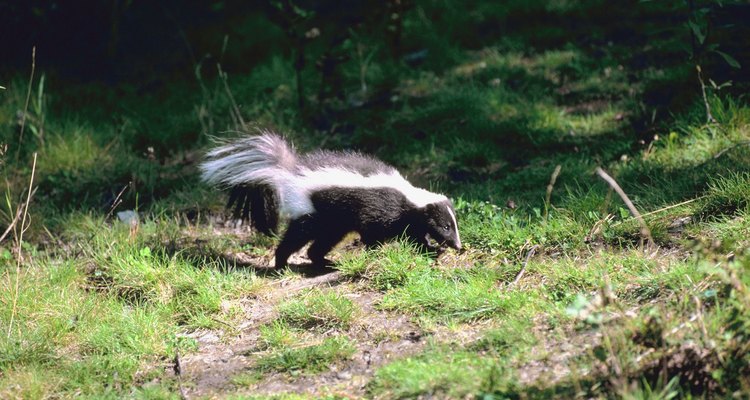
left=274, top=216, right=316, bottom=268
left=307, top=228, right=348, bottom=266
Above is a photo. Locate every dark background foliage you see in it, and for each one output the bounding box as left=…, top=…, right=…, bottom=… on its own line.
left=3, top=1, right=749, bottom=85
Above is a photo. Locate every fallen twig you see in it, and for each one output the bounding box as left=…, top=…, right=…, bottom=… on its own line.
left=595, top=167, right=653, bottom=246
left=696, top=65, right=717, bottom=125
left=104, top=184, right=130, bottom=221
left=80, top=184, right=130, bottom=252
left=712, top=140, right=750, bottom=161
left=639, top=196, right=704, bottom=219
left=509, top=244, right=539, bottom=287
left=544, top=165, right=562, bottom=220
left=0, top=206, right=23, bottom=244
left=18, top=155, right=37, bottom=245
left=609, top=196, right=706, bottom=228
left=217, top=63, right=245, bottom=128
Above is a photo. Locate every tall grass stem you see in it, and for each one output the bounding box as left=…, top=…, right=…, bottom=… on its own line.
left=7, top=152, right=37, bottom=339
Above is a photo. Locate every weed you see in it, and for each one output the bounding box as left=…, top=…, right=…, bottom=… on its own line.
left=368, top=346, right=507, bottom=399
left=277, top=289, right=357, bottom=331
left=379, top=264, right=538, bottom=323
left=700, top=172, right=750, bottom=217
left=258, top=321, right=299, bottom=350
left=256, top=336, right=355, bottom=374
left=230, top=371, right=264, bottom=388
left=337, top=240, right=434, bottom=291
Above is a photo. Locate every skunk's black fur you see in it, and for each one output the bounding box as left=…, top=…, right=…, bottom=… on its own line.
left=200, top=131, right=461, bottom=268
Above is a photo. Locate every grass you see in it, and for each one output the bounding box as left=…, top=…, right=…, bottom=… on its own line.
left=369, top=316, right=538, bottom=398
left=336, top=240, right=434, bottom=290
left=378, top=264, right=536, bottom=323
left=368, top=348, right=501, bottom=398
left=700, top=171, right=750, bottom=217
left=0, top=213, right=264, bottom=397
left=276, top=289, right=358, bottom=331
left=249, top=290, right=359, bottom=377
left=0, top=257, right=170, bottom=396
left=258, top=320, right=300, bottom=350
left=2, top=0, right=750, bottom=397
left=255, top=336, right=355, bottom=374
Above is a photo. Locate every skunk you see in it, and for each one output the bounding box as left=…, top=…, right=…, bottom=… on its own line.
left=200, top=131, right=461, bottom=268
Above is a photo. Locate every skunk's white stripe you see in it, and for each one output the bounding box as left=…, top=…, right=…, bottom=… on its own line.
left=273, top=168, right=446, bottom=218
left=446, top=205, right=461, bottom=248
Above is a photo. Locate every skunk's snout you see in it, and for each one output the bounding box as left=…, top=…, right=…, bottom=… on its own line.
left=440, top=236, right=461, bottom=251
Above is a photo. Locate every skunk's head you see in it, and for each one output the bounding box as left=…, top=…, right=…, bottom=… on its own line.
left=422, top=200, right=461, bottom=250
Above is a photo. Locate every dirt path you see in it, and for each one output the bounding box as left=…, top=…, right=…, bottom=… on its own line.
left=177, top=266, right=429, bottom=398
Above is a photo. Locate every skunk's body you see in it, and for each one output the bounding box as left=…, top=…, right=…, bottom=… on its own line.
left=200, top=132, right=461, bottom=268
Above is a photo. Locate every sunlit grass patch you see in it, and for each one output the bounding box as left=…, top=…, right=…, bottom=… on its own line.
left=0, top=258, right=171, bottom=396
left=0, top=209, right=268, bottom=396
left=51, top=213, right=266, bottom=324
left=565, top=107, right=625, bottom=136
left=367, top=251, right=744, bottom=398
left=467, top=49, right=579, bottom=84
left=37, top=130, right=112, bottom=175
left=618, top=258, right=702, bottom=303
left=456, top=199, right=588, bottom=256
left=258, top=320, right=300, bottom=350
left=379, top=264, right=541, bottom=323
left=367, top=346, right=510, bottom=399
left=469, top=316, right=538, bottom=352
left=85, top=235, right=262, bottom=329
left=533, top=252, right=693, bottom=305
left=336, top=240, right=433, bottom=290
left=256, top=336, right=355, bottom=374
left=277, top=289, right=358, bottom=331
left=697, top=209, right=750, bottom=252
left=0, top=365, right=65, bottom=399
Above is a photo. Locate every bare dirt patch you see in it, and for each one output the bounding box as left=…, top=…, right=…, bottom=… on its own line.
left=517, top=326, right=602, bottom=388
left=174, top=261, right=430, bottom=398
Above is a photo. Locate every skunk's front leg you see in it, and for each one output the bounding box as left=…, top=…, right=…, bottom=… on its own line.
left=307, top=228, right=348, bottom=266
left=274, top=215, right=315, bottom=268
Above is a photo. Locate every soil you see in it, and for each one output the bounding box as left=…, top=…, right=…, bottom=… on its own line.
left=175, top=265, right=429, bottom=398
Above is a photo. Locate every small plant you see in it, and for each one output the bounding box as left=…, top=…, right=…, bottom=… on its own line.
left=230, top=371, right=263, bottom=388
left=258, top=320, right=299, bottom=350
left=379, top=265, right=530, bottom=323
left=335, top=249, right=370, bottom=278
left=256, top=336, right=355, bottom=373
left=277, top=288, right=357, bottom=330
left=336, top=240, right=433, bottom=291
left=700, top=172, right=750, bottom=217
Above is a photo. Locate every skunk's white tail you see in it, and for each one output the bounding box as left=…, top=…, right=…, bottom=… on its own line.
left=200, top=131, right=314, bottom=220
left=200, top=131, right=298, bottom=188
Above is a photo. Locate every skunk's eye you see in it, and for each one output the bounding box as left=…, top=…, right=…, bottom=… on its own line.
left=443, top=224, right=450, bottom=230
